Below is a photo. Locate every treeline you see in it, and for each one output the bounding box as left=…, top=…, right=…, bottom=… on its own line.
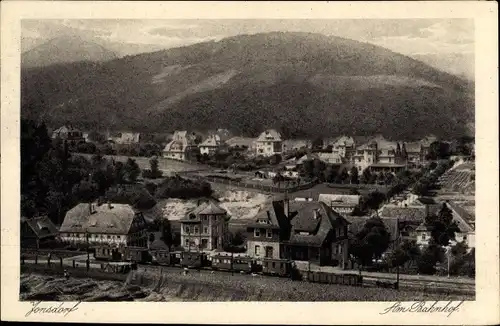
left=66, top=140, right=163, bottom=158
left=350, top=203, right=474, bottom=277
left=21, top=119, right=213, bottom=226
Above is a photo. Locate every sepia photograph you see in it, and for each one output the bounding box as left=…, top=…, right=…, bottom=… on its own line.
left=1, top=1, right=499, bottom=324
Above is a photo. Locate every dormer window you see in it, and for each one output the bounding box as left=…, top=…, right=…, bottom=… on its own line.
left=189, top=213, right=196, bottom=220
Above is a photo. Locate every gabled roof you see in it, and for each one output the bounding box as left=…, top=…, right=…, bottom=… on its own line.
left=332, top=135, right=355, bottom=148
left=53, top=125, right=81, bottom=134
left=199, top=135, right=223, bottom=147
left=60, top=203, right=141, bottom=235
left=181, top=200, right=227, bottom=222
left=404, top=142, right=422, bottom=153
left=226, top=137, right=255, bottom=148
left=318, top=194, right=361, bottom=206
left=287, top=201, right=350, bottom=247
left=21, top=216, right=59, bottom=239
left=379, top=204, right=440, bottom=221
left=446, top=201, right=475, bottom=232
left=149, top=239, right=169, bottom=250
left=256, top=129, right=282, bottom=142
left=249, top=200, right=288, bottom=229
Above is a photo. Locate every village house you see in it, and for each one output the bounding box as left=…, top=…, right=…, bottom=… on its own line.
left=415, top=201, right=475, bottom=249
left=162, top=131, right=198, bottom=161
left=198, top=134, right=227, bottom=156
left=352, top=135, right=407, bottom=173
left=107, top=132, right=142, bottom=144
left=180, top=200, right=230, bottom=252
left=246, top=198, right=351, bottom=268
left=255, top=129, right=284, bottom=157
left=59, top=202, right=149, bottom=256
left=21, top=216, right=60, bottom=249
left=282, top=139, right=311, bottom=153
left=318, top=194, right=362, bottom=215
left=246, top=200, right=291, bottom=260
left=330, top=136, right=356, bottom=159
left=51, top=125, right=85, bottom=146
left=283, top=201, right=351, bottom=268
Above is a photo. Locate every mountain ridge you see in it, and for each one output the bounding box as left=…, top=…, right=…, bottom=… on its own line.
left=21, top=35, right=118, bottom=68
left=21, top=32, right=474, bottom=140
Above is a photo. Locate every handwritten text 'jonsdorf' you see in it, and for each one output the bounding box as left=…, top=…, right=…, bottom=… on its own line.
left=25, top=301, right=81, bottom=317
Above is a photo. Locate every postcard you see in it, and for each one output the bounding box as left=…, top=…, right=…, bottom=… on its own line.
left=1, top=1, right=498, bottom=324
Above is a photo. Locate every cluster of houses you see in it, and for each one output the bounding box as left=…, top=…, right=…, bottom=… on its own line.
left=22, top=186, right=474, bottom=270
left=51, top=124, right=441, bottom=177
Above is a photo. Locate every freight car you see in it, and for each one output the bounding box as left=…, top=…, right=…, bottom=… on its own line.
left=261, top=258, right=294, bottom=277
left=211, top=254, right=260, bottom=273
left=180, top=251, right=210, bottom=268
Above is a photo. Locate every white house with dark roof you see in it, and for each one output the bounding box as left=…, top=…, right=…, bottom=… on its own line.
left=352, top=135, right=407, bottom=173
left=162, top=130, right=198, bottom=161
left=198, top=134, right=226, bottom=155
left=255, top=129, right=284, bottom=156
left=59, top=202, right=149, bottom=248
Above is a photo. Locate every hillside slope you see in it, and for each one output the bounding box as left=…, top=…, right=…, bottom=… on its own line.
left=21, top=35, right=117, bottom=68
left=21, top=32, right=474, bottom=140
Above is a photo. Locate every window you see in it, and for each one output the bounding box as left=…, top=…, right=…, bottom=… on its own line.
left=203, top=216, right=208, bottom=221
left=117, top=235, right=120, bottom=239
left=194, top=227, right=199, bottom=234
left=272, top=262, right=276, bottom=268
left=107, top=235, right=111, bottom=239
left=463, top=235, right=468, bottom=240
left=185, top=226, right=190, bottom=233
left=422, top=233, right=427, bottom=240
left=254, top=229, right=260, bottom=237
left=185, top=239, right=189, bottom=245
left=266, top=230, right=272, bottom=238
left=203, top=227, right=208, bottom=234
left=255, top=245, right=261, bottom=256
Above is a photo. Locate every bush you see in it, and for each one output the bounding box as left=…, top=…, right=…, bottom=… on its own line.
left=155, top=176, right=213, bottom=199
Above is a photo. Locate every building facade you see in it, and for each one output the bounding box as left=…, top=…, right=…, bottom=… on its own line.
left=51, top=125, right=86, bottom=146
left=162, top=131, right=198, bottom=161
left=198, top=134, right=226, bottom=156
left=255, top=129, right=284, bottom=157
left=21, top=216, right=60, bottom=249
left=59, top=202, right=149, bottom=249
left=180, top=201, right=230, bottom=252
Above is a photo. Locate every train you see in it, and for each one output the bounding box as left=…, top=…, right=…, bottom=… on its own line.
left=92, top=245, right=300, bottom=277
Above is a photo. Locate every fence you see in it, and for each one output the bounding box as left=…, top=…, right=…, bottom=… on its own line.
left=21, top=261, right=130, bottom=282
left=305, top=271, right=364, bottom=287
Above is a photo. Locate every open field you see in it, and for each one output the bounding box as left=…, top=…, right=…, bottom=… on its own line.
left=75, top=153, right=207, bottom=175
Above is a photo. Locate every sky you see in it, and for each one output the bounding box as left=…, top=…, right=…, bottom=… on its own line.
left=21, top=19, right=475, bottom=79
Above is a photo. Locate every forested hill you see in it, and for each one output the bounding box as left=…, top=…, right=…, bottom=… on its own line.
left=21, top=32, right=474, bottom=140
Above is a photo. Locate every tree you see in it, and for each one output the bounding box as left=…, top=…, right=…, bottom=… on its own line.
left=424, top=203, right=460, bottom=247
left=384, top=172, right=395, bottom=186
left=350, top=217, right=391, bottom=269
left=335, top=168, right=349, bottom=184
left=389, top=240, right=421, bottom=268
left=124, top=158, right=140, bottom=183
left=323, top=165, right=336, bottom=183
left=300, top=159, right=315, bottom=179
left=365, top=190, right=386, bottom=216
left=312, top=159, right=326, bottom=181
left=269, top=154, right=282, bottom=165
left=349, top=167, right=359, bottom=184
left=413, top=181, right=431, bottom=196
left=360, top=168, right=372, bottom=184
left=149, top=157, right=163, bottom=178
left=426, top=141, right=451, bottom=160
left=311, top=137, right=324, bottom=150
left=417, top=243, right=444, bottom=275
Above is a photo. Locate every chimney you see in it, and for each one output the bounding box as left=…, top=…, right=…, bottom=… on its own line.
left=284, top=191, right=290, bottom=218
left=313, top=209, right=319, bottom=220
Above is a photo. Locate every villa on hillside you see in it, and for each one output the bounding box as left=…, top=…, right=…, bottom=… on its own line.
left=283, top=139, right=311, bottom=153
left=107, top=132, right=142, bottom=145
left=198, top=134, right=227, bottom=156
left=51, top=125, right=86, bottom=146
left=162, top=131, right=198, bottom=161
left=352, top=135, right=407, bottom=173
left=255, top=129, right=284, bottom=156
left=180, top=200, right=230, bottom=252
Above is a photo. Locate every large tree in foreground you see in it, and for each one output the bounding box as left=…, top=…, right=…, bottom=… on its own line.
left=350, top=217, right=391, bottom=271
